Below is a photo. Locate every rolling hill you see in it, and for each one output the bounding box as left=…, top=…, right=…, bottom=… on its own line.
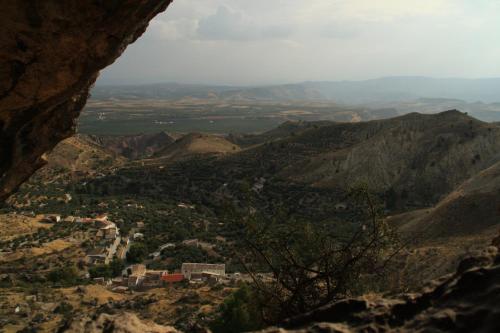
left=154, top=133, right=241, bottom=161
left=274, top=110, right=500, bottom=206
left=37, top=110, right=500, bottom=211
left=96, top=110, right=500, bottom=213
left=383, top=158, right=500, bottom=287
left=191, top=111, right=500, bottom=209
left=89, top=131, right=175, bottom=159
left=227, top=120, right=333, bottom=147
left=32, top=135, right=126, bottom=182
left=391, top=160, right=500, bottom=241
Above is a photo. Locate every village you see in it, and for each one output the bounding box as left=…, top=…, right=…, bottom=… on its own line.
left=35, top=212, right=260, bottom=294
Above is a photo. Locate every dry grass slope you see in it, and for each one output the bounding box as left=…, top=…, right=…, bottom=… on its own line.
left=154, top=133, right=241, bottom=161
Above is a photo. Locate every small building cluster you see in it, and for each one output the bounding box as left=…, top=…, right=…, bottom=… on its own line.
left=100, top=263, right=226, bottom=292
left=105, top=264, right=178, bottom=291
left=79, top=215, right=121, bottom=265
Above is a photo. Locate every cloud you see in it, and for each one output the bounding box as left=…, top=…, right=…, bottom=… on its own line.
left=303, top=0, right=454, bottom=23
left=196, top=5, right=293, bottom=41
left=192, top=1, right=455, bottom=42
left=147, top=17, right=198, bottom=41
left=318, top=22, right=361, bottom=40
left=262, top=25, right=294, bottom=40
left=99, top=0, right=500, bottom=86
left=197, top=6, right=253, bottom=40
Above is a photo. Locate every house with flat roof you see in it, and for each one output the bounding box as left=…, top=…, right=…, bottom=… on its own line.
left=161, top=273, right=184, bottom=283
left=86, top=248, right=108, bottom=264
left=133, top=233, right=144, bottom=240
left=181, top=263, right=225, bottom=280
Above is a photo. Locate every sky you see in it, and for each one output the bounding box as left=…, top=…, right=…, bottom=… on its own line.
left=98, top=0, right=500, bottom=86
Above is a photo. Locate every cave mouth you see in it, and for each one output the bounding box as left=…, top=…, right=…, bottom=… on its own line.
left=2, top=3, right=500, bottom=333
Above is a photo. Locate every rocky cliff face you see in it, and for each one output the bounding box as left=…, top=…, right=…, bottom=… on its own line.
left=0, top=0, right=173, bottom=201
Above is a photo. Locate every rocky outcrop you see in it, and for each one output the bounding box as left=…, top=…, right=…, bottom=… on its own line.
left=259, top=243, right=500, bottom=333
left=64, top=312, right=178, bottom=333
left=0, top=0, right=173, bottom=201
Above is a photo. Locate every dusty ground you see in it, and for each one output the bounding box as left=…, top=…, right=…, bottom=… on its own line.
left=0, top=283, right=233, bottom=332
left=0, top=239, right=75, bottom=263
left=0, top=214, right=52, bottom=242
left=385, top=225, right=499, bottom=292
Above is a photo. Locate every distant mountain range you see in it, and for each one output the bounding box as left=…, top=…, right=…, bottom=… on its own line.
left=92, top=77, right=500, bottom=103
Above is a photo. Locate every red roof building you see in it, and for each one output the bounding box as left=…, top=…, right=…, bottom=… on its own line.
left=161, top=273, right=184, bottom=283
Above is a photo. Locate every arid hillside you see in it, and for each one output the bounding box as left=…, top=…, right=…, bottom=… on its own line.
left=33, top=135, right=126, bottom=183
left=228, top=120, right=333, bottom=148
left=257, top=110, right=500, bottom=207
left=391, top=159, right=500, bottom=241
left=89, top=132, right=175, bottom=160
left=259, top=241, right=500, bottom=333
left=154, top=133, right=241, bottom=161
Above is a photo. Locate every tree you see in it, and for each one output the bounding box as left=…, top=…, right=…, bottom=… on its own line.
left=89, top=259, right=125, bottom=278
left=54, top=301, right=74, bottom=318
left=47, top=266, right=81, bottom=286
left=127, top=243, right=148, bottom=263
left=109, top=258, right=125, bottom=276
left=385, top=187, right=398, bottom=210
left=210, top=284, right=264, bottom=333
left=231, top=185, right=401, bottom=323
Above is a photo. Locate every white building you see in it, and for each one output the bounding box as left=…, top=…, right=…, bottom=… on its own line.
left=133, top=233, right=144, bottom=240
left=181, top=263, right=225, bottom=280
left=42, top=214, right=61, bottom=223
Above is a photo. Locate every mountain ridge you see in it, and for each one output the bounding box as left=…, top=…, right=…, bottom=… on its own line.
left=91, top=77, right=500, bottom=104
left=88, top=132, right=175, bottom=160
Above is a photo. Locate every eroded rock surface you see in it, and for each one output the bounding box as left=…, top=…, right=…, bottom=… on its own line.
left=259, top=243, right=500, bottom=333
left=0, top=0, right=172, bottom=201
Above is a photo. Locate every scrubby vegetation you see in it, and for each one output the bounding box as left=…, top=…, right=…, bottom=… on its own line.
left=47, top=266, right=84, bottom=287
left=88, top=259, right=125, bottom=279
left=210, top=285, right=265, bottom=333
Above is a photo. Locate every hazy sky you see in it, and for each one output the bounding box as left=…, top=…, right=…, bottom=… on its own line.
left=98, top=0, right=500, bottom=86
